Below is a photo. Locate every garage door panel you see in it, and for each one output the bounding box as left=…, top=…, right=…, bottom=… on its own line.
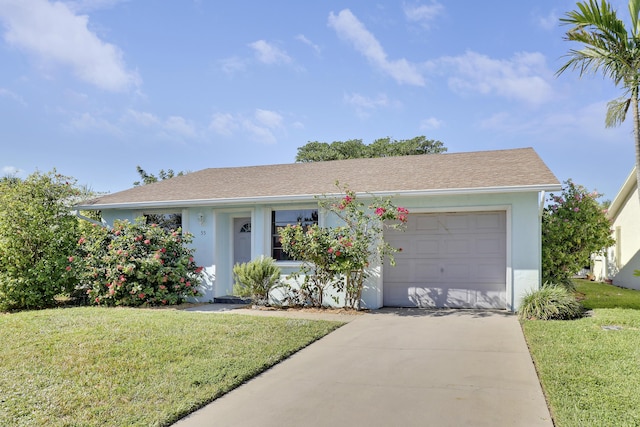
left=415, top=215, right=440, bottom=231
left=415, top=237, right=441, bottom=256
left=444, top=238, right=471, bottom=255
left=415, top=261, right=440, bottom=278
left=474, top=236, right=504, bottom=254
left=443, top=214, right=470, bottom=231
left=476, top=212, right=504, bottom=229
left=383, top=211, right=506, bottom=309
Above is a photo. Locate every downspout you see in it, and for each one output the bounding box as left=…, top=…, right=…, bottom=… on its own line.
left=538, top=191, right=546, bottom=288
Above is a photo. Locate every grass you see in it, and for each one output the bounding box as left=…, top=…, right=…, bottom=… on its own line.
left=0, top=307, right=343, bottom=427
left=522, top=279, right=640, bottom=426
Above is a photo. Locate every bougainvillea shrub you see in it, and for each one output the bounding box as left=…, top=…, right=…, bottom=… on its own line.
left=71, top=218, right=202, bottom=306
left=542, top=180, right=614, bottom=288
left=279, top=184, right=407, bottom=309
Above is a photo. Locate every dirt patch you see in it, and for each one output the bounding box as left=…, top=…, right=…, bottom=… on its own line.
left=250, top=305, right=366, bottom=316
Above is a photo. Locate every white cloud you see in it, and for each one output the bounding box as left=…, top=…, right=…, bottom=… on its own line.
left=0, top=0, right=140, bottom=92
left=0, top=87, right=27, bottom=106
left=2, top=165, right=23, bottom=176
left=343, top=93, right=402, bottom=119
left=124, top=109, right=161, bottom=127
left=124, top=109, right=196, bottom=139
left=420, top=116, right=443, bottom=130
left=209, top=109, right=286, bottom=144
left=537, top=9, right=559, bottom=31
left=68, top=111, right=122, bottom=135
left=219, top=56, right=246, bottom=75
left=209, top=113, right=238, bottom=136
left=328, top=9, right=425, bottom=86
left=164, top=116, right=197, bottom=138
left=295, top=34, right=321, bottom=55
left=64, top=0, right=130, bottom=13
left=433, top=51, right=554, bottom=106
left=248, top=40, right=292, bottom=65
left=255, top=109, right=283, bottom=129
left=403, top=2, right=444, bottom=28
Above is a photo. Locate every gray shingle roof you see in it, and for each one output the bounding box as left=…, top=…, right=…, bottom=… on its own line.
left=77, top=147, right=560, bottom=209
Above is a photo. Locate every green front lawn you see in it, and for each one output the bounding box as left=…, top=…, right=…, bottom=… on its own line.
left=522, top=280, right=640, bottom=426
left=0, top=307, right=343, bottom=427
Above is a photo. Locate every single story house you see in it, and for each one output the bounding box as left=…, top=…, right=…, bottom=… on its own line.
left=75, top=147, right=561, bottom=312
left=593, top=166, right=640, bottom=289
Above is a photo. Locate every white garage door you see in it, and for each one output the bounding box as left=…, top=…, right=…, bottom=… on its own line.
left=383, top=211, right=507, bottom=309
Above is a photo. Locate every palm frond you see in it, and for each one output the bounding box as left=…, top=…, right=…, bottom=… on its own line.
left=605, top=97, right=631, bottom=127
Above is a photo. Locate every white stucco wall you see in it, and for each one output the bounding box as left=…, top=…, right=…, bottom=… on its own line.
left=96, top=190, right=543, bottom=312
left=610, top=186, right=640, bottom=289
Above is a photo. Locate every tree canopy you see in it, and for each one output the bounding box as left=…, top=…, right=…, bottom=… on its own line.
left=133, top=166, right=185, bottom=186
left=295, top=136, right=447, bottom=162
left=558, top=0, right=640, bottom=202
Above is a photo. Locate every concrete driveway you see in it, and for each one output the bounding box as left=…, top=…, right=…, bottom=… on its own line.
left=173, top=308, right=553, bottom=427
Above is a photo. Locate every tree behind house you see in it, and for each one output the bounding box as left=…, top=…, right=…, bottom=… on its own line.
left=295, top=136, right=446, bottom=162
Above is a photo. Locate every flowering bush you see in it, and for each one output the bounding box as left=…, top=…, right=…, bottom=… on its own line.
left=279, top=184, right=407, bottom=309
left=70, top=218, right=202, bottom=306
left=542, top=180, right=614, bottom=288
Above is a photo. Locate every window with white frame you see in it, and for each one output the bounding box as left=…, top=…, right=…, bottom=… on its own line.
left=271, top=209, right=318, bottom=260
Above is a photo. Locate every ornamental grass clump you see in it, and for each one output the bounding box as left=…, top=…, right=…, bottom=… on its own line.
left=70, top=217, right=202, bottom=306
left=518, top=284, right=583, bottom=321
left=233, top=256, right=281, bottom=305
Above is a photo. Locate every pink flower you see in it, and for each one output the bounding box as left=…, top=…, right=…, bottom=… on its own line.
left=397, top=207, right=409, bottom=214
left=65, top=266, right=71, bottom=271
left=138, top=293, right=145, bottom=299
left=328, top=247, right=334, bottom=254
left=95, top=297, right=100, bottom=303
left=375, top=207, right=386, bottom=216
left=186, top=282, right=191, bottom=287
left=159, top=285, right=167, bottom=290
left=335, top=251, right=341, bottom=256
left=143, top=239, right=151, bottom=245
left=195, top=267, right=203, bottom=274
left=68, top=256, right=74, bottom=262
left=78, top=237, right=86, bottom=244
left=573, top=207, right=580, bottom=212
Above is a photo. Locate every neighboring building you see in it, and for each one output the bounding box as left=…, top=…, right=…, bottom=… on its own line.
left=593, top=167, right=640, bottom=289
left=75, top=147, right=561, bottom=312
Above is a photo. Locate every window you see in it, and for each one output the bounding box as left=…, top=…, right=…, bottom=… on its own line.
left=144, top=212, right=182, bottom=232
left=271, top=209, right=318, bottom=260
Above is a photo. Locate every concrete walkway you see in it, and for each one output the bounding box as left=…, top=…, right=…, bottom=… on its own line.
left=174, top=308, right=553, bottom=427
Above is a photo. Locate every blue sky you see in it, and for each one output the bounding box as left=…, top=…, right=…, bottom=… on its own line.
left=0, top=0, right=634, bottom=200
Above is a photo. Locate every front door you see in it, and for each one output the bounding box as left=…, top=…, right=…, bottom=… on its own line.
left=233, top=217, right=252, bottom=265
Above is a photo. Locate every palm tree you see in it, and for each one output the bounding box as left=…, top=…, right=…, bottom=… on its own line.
left=557, top=0, right=640, bottom=201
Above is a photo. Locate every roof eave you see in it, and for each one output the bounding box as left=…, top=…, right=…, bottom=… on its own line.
left=608, top=166, right=638, bottom=220
left=75, top=183, right=561, bottom=211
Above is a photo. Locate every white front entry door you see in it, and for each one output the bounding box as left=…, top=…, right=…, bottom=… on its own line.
left=233, top=217, right=252, bottom=265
